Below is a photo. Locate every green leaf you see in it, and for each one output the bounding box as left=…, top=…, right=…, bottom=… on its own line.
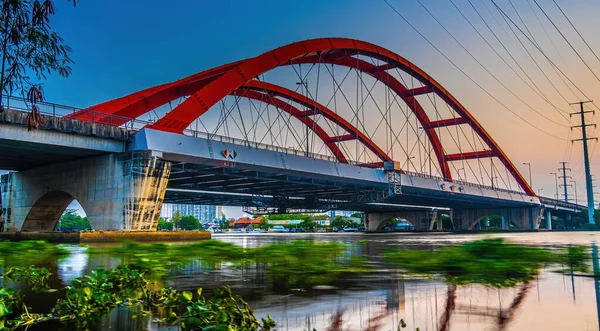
left=182, top=291, right=193, bottom=302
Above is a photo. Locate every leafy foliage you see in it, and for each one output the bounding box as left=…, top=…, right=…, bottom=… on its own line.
left=0, top=264, right=274, bottom=330
left=179, top=286, right=275, bottom=331
left=0, top=0, right=78, bottom=124
left=331, top=216, right=361, bottom=229
left=55, top=208, right=91, bottom=232
left=172, top=210, right=182, bottom=225
left=157, top=217, right=173, bottom=231
left=177, top=215, right=200, bottom=231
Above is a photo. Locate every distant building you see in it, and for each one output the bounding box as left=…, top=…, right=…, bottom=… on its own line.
left=161, top=204, right=218, bottom=223
left=328, top=210, right=356, bottom=219
left=229, top=216, right=263, bottom=228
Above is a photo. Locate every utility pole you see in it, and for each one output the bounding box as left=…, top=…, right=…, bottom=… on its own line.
left=550, top=172, right=559, bottom=200
left=570, top=101, right=598, bottom=224
left=559, top=162, right=572, bottom=203
left=571, top=179, right=578, bottom=205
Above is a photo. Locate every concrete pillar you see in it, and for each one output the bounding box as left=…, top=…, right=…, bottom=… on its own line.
left=545, top=209, right=552, bottom=230
left=501, top=216, right=508, bottom=230
left=0, top=151, right=170, bottom=232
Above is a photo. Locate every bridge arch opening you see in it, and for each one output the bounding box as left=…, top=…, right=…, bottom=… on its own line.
left=381, top=218, right=415, bottom=232
left=467, top=214, right=517, bottom=230
left=22, top=191, right=90, bottom=232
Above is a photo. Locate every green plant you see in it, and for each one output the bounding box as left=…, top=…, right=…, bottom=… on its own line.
left=177, top=215, right=200, bottom=231
left=0, top=240, right=70, bottom=268
left=2, top=266, right=51, bottom=292
left=178, top=287, right=275, bottom=331
left=384, top=238, right=556, bottom=287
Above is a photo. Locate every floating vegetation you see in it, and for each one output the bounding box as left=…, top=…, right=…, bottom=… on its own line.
left=0, top=240, right=70, bottom=267
left=383, top=238, right=588, bottom=287
left=95, top=240, right=369, bottom=288
left=256, top=240, right=369, bottom=287
left=0, top=265, right=274, bottom=330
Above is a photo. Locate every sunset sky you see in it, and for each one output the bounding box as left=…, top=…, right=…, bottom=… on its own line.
left=38, top=0, right=600, bottom=216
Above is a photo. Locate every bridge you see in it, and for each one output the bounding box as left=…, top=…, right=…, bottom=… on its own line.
left=0, top=38, right=586, bottom=232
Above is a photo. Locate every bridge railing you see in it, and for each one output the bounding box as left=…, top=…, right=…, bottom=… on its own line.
left=1, top=95, right=151, bottom=135
left=402, top=170, right=527, bottom=196
left=180, top=129, right=341, bottom=163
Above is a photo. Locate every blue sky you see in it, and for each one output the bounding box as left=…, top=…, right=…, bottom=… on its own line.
left=18, top=0, right=600, bottom=216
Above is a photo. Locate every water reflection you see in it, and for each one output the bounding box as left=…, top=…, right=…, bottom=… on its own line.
left=57, top=245, right=88, bottom=283
left=10, top=232, right=600, bottom=330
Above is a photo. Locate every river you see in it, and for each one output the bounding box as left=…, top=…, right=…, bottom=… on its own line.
left=8, top=231, right=600, bottom=331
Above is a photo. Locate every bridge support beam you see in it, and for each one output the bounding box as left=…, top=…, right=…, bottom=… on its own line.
left=545, top=209, right=552, bottom=230
left=451, top=207, right=543, bottom=231
left=365, top=211, right=434, bottom=232
left=0, top=152, right=170, bottom=232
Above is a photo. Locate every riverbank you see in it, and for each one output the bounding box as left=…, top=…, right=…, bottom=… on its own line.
left=0, top=231, right=212, bottom=243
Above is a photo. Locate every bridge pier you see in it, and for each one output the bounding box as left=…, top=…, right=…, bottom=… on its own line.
left=544, top=209, right=552, bottom=230
left=451, top=207, right=543, bottom=230
left=0, top=151, right=170, bottom=232
left=365, top=211, right=434, bottom=232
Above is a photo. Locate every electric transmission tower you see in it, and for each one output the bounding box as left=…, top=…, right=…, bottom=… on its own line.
left=558, top=162, right=572, bottom=203
left=570, top=101, right=598, bottom=224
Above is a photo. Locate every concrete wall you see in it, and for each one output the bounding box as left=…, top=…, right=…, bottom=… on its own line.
left=0, top=152, right=170, bottom=231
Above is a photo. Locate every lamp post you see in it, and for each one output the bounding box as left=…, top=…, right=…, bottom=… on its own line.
left=522, top=162, right=532, bottom=189
left=550, top=172, right=559, bottom=200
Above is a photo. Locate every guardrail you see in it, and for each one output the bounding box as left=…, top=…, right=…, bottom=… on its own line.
left=403, top=170, right=527, bottom=196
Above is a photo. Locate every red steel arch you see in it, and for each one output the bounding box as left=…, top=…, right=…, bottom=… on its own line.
left=70, top=38, right=534, bottom=196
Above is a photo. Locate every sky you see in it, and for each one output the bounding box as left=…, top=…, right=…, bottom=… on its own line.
left=16, top=0, right=600, bottom=217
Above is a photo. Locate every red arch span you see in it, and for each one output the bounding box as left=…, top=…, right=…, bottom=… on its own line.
left=70, top=38, right=533, bottom=196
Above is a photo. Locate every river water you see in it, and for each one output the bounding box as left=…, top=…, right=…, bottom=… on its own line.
left=8, top=231, right=600, bottom=331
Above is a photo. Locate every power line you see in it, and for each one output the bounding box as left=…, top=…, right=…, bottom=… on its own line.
left=526, top=0, right=584, bottom=99
left=416, top=0, right=569, bottom=128
left=454, top=0, right=572, bottom=122
left=490, top=0, right=600, bottom=112
left=551, top=0, right=600, bottom=66
left=380, top=0, right=569, bottom=141
left=533, top=0, right=600, bottom=84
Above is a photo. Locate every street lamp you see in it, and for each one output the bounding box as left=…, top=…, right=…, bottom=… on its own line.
left=522, top=162, right=532, bottom=188
left=550, top=172, right=559, bottom=200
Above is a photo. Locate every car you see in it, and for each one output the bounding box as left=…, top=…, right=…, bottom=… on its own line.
left=269, top=225, right=289, bottom=233
left=343, top=226, right=358, bottom=232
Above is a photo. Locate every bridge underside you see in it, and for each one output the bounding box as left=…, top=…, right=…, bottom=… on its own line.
left=0, top=109, right=127, bottom=171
